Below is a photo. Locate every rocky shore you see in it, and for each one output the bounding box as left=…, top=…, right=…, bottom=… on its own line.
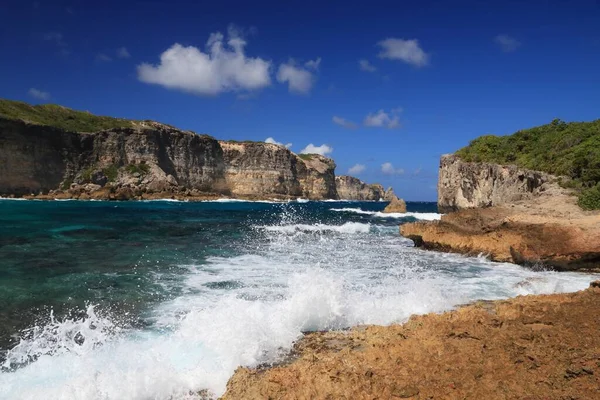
left=401, top=155, right=600, bottom=271
left=222, top=281, right=600, bottom=399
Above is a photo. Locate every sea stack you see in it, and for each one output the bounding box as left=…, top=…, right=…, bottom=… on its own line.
left=383, top=196, right=407, bottom=213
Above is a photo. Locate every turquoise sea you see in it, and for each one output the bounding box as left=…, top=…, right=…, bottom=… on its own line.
left=0, top=199, right=596, bottom=399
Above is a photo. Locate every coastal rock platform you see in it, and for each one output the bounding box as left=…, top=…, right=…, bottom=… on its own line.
left=222, top=282, right=600, bottom=399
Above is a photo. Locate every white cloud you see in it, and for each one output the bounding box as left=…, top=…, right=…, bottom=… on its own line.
left=358, top=59, right=377, bottom=72
left=117, top=47, right=131, bottom=58
left=377, top=38, right=429, bottom=67
left=381, top=162, right=404, bottom=175
left=96, top=53, right=112, bottom=62
left=265, top=137, right=292, bottom=148
left=137, top=26, right=272, bottom=96
left=300, top=143, right=333, bottom=156
left=332, top=116, right=357, bottom=129
left=494, top=34, right=520, bottom=52
left=363, top=108, right=402, bottom=129
left=28, top=88, right=50, bottom=100
left=276, top=59, right=318, bottom=95
left=304, top=57, right=321, bottom=70
left=348, top=164, right=366, bottom=174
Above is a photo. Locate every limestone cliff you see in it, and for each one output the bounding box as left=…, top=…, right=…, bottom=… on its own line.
left=296, top=154, right=338, bottom=200
left=401, top=153, right=600, bottom=270
left=0, top=118, right=345, bottom=200
left=438, top=154, right=557, bottom=213
left=335, top=175, right=394, bottom=200
left=219, top=141, right=302, bottom=198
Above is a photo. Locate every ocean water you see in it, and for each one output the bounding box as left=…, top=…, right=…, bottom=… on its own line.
left=0, top=199, right=597, bottom=399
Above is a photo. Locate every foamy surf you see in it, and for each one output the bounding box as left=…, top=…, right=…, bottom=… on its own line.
left=258, top=221, right=371, bottom=234
left=330, top=207, right=442, bottom=221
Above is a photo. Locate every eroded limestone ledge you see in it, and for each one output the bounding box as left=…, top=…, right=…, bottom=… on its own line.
left=222, top=282, right=600, bottom=399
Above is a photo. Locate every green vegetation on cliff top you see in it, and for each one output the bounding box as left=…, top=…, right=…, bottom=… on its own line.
left=456, top=118, right=600, bottom=209
left=0, top=99, right=136, bottom=132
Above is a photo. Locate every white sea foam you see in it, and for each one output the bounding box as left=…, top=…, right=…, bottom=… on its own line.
left=0, top=211, right=597, bottom=400
left=259, top=221, right=371, bottom=234
left=330, top=207, right=442, bottom=221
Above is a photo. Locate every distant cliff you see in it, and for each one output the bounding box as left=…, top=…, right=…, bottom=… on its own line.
left=335, top=176, right=395, bottom=201
left=438, top=154, right=557, bottom=213
left=0, top=99, right=401, bottom=201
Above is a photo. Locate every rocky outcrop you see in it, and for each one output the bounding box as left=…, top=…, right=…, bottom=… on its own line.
left=383, top=196, right=407, bottom=213
left=223, top=283, right=600, bottom=399
left=335, top=175, right=392, bottom=200
left=0, top=118, right=346, bottom=200
left=219, top=141, right=302, bottom=198
left=296, top=154, right=338, bottom=199
left=401, top=154, right=600, bottom=271
left=401, top=204, right=600, bottom=271
left=438, top=154, right=557, bottom=213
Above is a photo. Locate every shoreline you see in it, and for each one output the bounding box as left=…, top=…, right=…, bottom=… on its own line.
left=221, top=281, right=600, bottom=399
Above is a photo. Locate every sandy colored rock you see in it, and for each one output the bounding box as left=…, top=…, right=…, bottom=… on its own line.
left=383, top=196, right=407, bottom=213
left=335, top=175, right=393, bottom=200
left=437, top=154, right=557, bottom=213
left=222, top=283, right=600, bottom=400
left=401, top=187, right=600, bottom=271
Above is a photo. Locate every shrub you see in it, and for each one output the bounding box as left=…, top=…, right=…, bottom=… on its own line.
left=578, top=184, right=600, bottom=210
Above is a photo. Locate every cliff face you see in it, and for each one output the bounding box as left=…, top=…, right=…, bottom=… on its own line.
left=335, top=175, right=394, bottom=200
left=296, top=155, right=338, bottom=200
left=0, top=118, right=345, bottom=200
left=219, top=141, right=302, bottom=198
left=438, top=154, right=555, bottom=213
left=401, top=153, right=600, bottom=271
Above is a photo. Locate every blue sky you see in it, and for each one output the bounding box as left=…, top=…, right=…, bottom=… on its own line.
left=2, top=0, right=600, bottom=200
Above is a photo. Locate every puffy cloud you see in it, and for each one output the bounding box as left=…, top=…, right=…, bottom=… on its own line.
left=96, top=53, right=112, bottom=62
left=332, top=116, right=357, bottom=129
left=276, top=59, right=319, bottom=94
left=300, top=143, right=333, bottom=156
left=381, top=162, right=404, bottom=175
left=137, top=26, right=272, bottom=96
left=348, top=164, right=366, bottom=174
left=377, top=38, right=429, bottom=67
left=358, top=59, right=377, bottom=72
left=28, top=88, right=50, bottom=100
left=265, top=137, right=292, bottom=148
left=117, top=47, right=131, bottom=58
left=363, top=108, right=402, bottom=129
left=494, top=34, right=520, bottom=52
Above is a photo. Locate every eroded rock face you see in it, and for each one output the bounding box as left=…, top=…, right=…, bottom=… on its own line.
left=438, top=154, right=556, bottom=213
left=219, top=141, right=302, bottom=198
left=296, top=154, right=338, bottom=200
left=335, top=175, right=390, bottom=200
left=0, top=118, right=343, bottom=200
left=383, top=196, right=407, bottom=213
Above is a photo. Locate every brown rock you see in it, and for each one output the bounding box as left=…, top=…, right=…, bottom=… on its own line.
left=383, top=196, right=407, bottom=213
left=222, top=285, right=600, bottom=400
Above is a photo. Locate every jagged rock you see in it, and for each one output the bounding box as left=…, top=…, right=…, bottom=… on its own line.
left=438, top=154, right=556, bottom=213
left=335, top=176, right=387, bottom=200
left=383, top=196, right=407, bottom=213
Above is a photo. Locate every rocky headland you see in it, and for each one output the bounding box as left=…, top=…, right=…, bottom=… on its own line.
left=0, top=100, right=394, bottom=201
left=401, top=119, right=600, bottom=271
